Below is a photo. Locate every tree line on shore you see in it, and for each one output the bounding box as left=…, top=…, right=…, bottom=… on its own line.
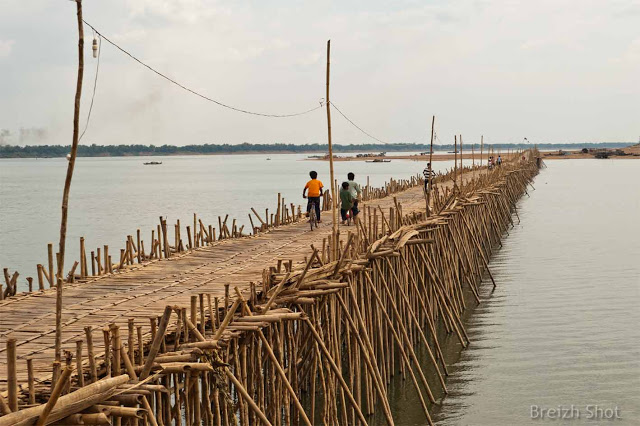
left=0, top=142, right=631, bottom=158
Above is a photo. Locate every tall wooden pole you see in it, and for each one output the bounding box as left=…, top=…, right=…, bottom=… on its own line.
left=454, top=135, right=458, bottom=189
left=459, top=135, right=463, bottom=187
left=480, top=135, right=484, bottom=168
left=325, top=40, right=337, bottom=253
left=472, top=143, right=475, bottom=169
left=426, top=115, right=435, bottom=217
left=55, top=0, right=84, bottom=361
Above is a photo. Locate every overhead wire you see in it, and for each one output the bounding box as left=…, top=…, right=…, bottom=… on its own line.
left=329, top=101, right=389, bottom=144
left=81, top=19, right=324, bottom=118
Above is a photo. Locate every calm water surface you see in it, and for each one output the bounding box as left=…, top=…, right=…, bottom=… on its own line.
left=384, top=159, right=640, bottom=425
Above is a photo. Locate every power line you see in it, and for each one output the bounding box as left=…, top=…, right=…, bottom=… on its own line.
left=329, top=101, right=389, bottom=144
left=79, top=34, right=101, bottom=141
left=82, top=20, right=324, bottom=118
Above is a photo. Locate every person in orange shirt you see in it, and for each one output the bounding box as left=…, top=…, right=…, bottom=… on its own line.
left=303, top=171, right=324, bottom=222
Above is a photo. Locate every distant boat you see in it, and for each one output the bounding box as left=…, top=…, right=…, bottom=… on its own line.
left=366, top=159, right=391, bottom=163
left=266, top=158, right=271, bottom=161
left=143, top=161, right=162, bottom=165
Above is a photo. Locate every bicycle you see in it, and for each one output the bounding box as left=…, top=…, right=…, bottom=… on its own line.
left=307, top=198, right=319, bottom=231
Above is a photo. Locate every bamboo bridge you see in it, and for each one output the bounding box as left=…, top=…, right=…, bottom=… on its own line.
left=0, top=152, right=540, bottom=425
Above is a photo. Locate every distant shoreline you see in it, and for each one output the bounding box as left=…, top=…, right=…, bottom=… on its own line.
left=0, top=142, right=633, bottom=159
left=309, top=144, right=640, bottom=162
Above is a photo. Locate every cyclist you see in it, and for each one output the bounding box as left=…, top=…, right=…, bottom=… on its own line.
left=303, top=171, right=323, bottom=223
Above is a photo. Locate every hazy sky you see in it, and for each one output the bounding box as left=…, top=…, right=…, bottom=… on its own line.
left=1, top=0, right=638, bottom=146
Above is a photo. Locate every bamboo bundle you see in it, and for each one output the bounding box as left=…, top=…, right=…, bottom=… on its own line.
left=0, top=375, right=130, bottom=426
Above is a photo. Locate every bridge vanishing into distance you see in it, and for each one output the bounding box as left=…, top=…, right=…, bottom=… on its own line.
left=0, top=152, right=539, bottom=426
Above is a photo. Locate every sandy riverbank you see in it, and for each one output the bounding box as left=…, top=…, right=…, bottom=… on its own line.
left=542, top=144, right=640, bottom=160
left=307, top=152, right=520, bottom=162
left=307, top=144, right=640, bottom=162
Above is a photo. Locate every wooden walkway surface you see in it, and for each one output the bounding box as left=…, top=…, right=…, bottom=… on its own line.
left=0, top=181, right=431, bottom=395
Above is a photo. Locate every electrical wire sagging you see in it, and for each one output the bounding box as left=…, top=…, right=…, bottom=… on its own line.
left=329, top=101, right=389, bottom=144
left=81, top=20, right=323, bottom=118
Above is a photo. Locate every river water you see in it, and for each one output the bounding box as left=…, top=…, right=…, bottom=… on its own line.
left=382, top=159, right=640, bottom=425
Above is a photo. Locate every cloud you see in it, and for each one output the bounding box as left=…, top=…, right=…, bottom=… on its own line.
left=1, top=0, right=639, bottom=145
left=111, top=28, right=147, bottom=43
left=621, top=38, right=640, bottom=62
left=0, top=39, right=15, bottom=58
left=296, top=52, right=322, bottom=67
left=124, top=0, right=227, bottom=24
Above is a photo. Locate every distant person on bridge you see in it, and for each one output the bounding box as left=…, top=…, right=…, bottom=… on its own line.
left=303, top=171, right=323, bottom=223
left=423, top=162, right=435, bottom=192
left=347, top=172, right=362, bottom=220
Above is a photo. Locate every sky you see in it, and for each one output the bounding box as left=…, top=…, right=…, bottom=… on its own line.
left=0, top=0, right=639, bottom=146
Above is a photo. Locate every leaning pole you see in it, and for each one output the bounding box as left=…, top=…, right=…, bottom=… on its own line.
left=55, top=0, right=85, bottom=361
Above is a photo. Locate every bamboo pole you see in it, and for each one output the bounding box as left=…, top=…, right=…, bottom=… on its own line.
left=55, top=0, right=85, bottom=362
left=75, top=340, right=84, bottom=387
left=27, top=359, right=36, bottom=405
left=36, top=366, right=73, bottom=426
left=48, top=243, right=54, bottom=288
left=37, top=264, right=45, bottom=290
left=454, top=135, right=458, bottom=190
left=336, top=293, right=394, bottom=425
left=0, top=375, right=130, bottom=426
left=460, top=134, right=463, bottom=187
left=234, top=287, right=313, bottom=426
left=382, top=258, right=447, bottom=391
left=426, top=115, right=435, bottom=216
left=0, top=394, right=11, bottom=416
left=84, top=326, right=98, bottom=383
left=7, top=339, right=18, bottom=411
left=303, top=316, right=368, bottom=425
left=140, top=306, right=172, bottom=380
left=225, top=368, right=272, bottom=426
left=79, top=237, right=86, bottom=278
left=325, top=40, right=337, bottom=256
left=214, top=298, right=241, bottom=340
left=141, top=395, right=159, bottom=426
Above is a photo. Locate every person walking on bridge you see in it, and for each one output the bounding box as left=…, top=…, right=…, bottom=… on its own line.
left=423, top=162, right=435, bottom=192
left=347, top=172, right=362, bottom=221
left=339, top=182, right=356, bottom=225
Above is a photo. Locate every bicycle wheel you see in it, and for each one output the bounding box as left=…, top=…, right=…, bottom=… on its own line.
left=309, top=208, right=316, bottom=231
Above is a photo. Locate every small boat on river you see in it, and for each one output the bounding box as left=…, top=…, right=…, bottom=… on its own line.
left=143, top=161, right=162, bottom=165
